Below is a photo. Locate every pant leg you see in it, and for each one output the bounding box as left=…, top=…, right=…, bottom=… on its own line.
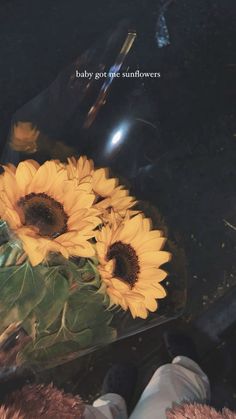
left=83, top=393, right=128, bottom=419
left=129, top=356, right=210, bottom=419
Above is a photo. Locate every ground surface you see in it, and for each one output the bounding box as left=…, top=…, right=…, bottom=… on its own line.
left=0, top=0, right=236, bottom=413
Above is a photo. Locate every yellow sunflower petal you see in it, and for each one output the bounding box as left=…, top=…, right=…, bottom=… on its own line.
left=123, top=290, right=145, bottom=303
left=96, top=224, right=113, bottom=245
left=141, top=268, right=168, bottom=283
left=144, top=230, right=164, bottom=239
left=110, top=196, right=136, bottom=209
left=3, top=170, right=20, bottom=204
left=144, top=296, right=158, bottom=312
left=128, top=301, right=148, bottom=319
left=0, top=158, right=101, bottom=265
left=99, top=264, right=114, bottom=280
left=28, top=160, right=64, bottom=195
left=3, top=163, right=16, bottom=174
left=64, top=189, right=95, bottom=213
left=2, top=207, right=21, bottom=229
left=92, top=168, right=118, bottom=197
left=68, top=218, right=98, bottom=233
left=95, top=178, right=117, bottom=196
left=130, top=232, right=164, bottom=251
left=17, top=232, right=45, bottom=266
left=135, top=280, right=166, bottom=298
left=142, top=218, right=152, bottom=232
left=113, top=214, right=143, bottom=242
left=67, top=243, right=95, bottom=258
left=107, top=288, right=128, bottom=310
left=15, top=160, right=40, bottom=196
left=106, top=259, right=115, bottom=272
left=97, top=212, right=171, bottom=318
left=155, top=283, right=167, bottom=298
left=41, top=239, right=69, bottom=260
left=139, top=251, right=171, bottom=266
left=96, top=242, right=107, bottom=261
left=75, top=179, right=93, bottom=193
left=137, top=237, right=167, bottom=252
left=109, top=294, right=127, bottom=309
left=94, top=196, right=111, bottom=210
left=111, top=186, right=129, bottom=197
left=110, top=278, right=130, bottom=292
left=67, top=156, right=94, bottom=182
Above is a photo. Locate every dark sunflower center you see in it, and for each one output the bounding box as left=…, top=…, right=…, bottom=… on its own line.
left=107, top=241, right=140, bottom=288
left=17, top=192, right=68, bottom=238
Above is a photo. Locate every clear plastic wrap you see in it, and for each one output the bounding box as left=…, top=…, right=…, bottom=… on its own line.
left=0, top=21, right=187, bottom=370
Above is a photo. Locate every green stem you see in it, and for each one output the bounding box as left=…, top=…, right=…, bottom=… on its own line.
left=88, top=259, right=100, bottom=279
left=4, top=247, right=20, bottom=267
left=61, top=302, right=68, bottom=328
left=16, top=252, right=27, bottom=266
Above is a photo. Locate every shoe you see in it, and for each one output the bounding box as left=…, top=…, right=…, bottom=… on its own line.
left=164, top=331, right=199, bottom=364
left=101, top=363, right=137, bottom=406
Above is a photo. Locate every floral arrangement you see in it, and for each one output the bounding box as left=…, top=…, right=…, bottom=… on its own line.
left=0, top=156, right=171, bottom=367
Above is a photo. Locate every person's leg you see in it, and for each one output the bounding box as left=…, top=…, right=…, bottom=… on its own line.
left=83, top=393, right=128, bottom=419
left=130, top=333, right=210, bottom=419
left=83, top=363, right=137, bottom=419
left=130, top=356, right=210, bottom=419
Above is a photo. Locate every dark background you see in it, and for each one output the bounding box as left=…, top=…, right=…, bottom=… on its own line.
left=0, top=0, right=236, bottom=412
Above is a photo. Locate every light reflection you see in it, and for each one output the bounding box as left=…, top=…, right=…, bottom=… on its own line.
left=106, top=122, right=130, bottom=155
left=111, top=129, right=123, bottom=145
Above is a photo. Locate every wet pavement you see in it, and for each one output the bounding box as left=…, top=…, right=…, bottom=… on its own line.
left=0, top=0, right=236, bottom=412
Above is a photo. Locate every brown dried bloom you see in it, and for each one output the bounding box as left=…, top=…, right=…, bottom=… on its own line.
left=6, top=383, right=85, bottom=419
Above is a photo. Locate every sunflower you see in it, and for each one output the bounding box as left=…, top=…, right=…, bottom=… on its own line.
left=96, top=213, right=171, bottom=319
left=0, top=159, right=100, bottom=266
left=67, top=156, right=137, bottom=223
left=94, top=185, right=139, bottom=224
left=10, top=122, right=39, bottom=153
left=67, top=155, right=94, bottom=185
left=67, top=156, right=117, bottom=196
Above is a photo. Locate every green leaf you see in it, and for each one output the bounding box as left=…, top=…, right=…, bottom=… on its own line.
left=66, top=290, right=113, bottom=332
left=66, top=289, right=117, bottom=347
left=0, top=220, right=11, bottom=244
left=88, top=256, right=99, bottom=266
left=17, top=340, right=90, bottom=369
left=0, top=240, right=24, bottom=267
left=5, top=259, right=115, bottom=368
left=19, top=288, right=115, bottom=367
left=0, top=221, right=25, bottom=267
left=0, top=242, right=14, bottom=267
left=34, top=327, right=92, bottom=349
left=34, top=266, right=69, bottom=333
left=42, top=255, right=101, bottom=290
left=22, top=266, right=69, bottom=339
left=0, top=262, right=45, bottom=329
left=34, top=289, right=113, bottom=349
left=44, top=254, right=83, bottom=282
left=71, top=259, right=101, bottom=290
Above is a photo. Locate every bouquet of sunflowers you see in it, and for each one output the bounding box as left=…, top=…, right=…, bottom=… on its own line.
left=0, top=155, right=171, bottom=368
